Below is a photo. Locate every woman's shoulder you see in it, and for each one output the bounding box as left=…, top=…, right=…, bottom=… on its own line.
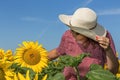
left=63, top=30, right=71, bottom=36
left=61, top=30, right=75, bottom=42
left=62, top=30, right=72, bottom=38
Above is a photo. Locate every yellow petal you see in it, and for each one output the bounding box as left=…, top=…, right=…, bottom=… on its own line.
left=18, top=72, right=26, bottom=80
left=26, top=70, right=30, bottom=80
left=42, top=74, right=47, bottom=80
left=14, top=73, right=18, bottom=80
left=33, top=73, right=38, bottom=80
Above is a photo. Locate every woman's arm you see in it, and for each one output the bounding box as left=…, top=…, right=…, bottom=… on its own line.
left=105, top=46, right=119, bottom=74
left=47, top=48, right=59, bottom=60
left=97, top=35, right=119, bottom=74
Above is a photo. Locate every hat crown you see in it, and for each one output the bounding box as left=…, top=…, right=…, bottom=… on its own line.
left=58, top=7, right=106, bottom=41
left=70, top=8, right=97, bottom=29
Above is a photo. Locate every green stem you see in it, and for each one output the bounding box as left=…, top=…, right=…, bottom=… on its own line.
left=74, top=67, right=81, bottom=80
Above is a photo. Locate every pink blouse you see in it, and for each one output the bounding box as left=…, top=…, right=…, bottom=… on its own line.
left=56, top=30, right=116, bottom=80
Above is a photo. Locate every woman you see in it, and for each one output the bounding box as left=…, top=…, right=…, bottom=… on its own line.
left=48, top=7, right=119, bottom=80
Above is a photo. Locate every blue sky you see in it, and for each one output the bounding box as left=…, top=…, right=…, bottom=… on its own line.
left=0, top=0, right=120, bottom=56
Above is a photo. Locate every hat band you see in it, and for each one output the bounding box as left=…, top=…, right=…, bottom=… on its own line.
left=69, top=20, right=97, bottom=30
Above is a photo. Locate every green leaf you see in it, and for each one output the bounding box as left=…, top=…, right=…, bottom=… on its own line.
left=86, top=69, right=117, bottom=80
left=89, top=64, right=103, bottom=70
left=86, top=64, right=117, bottom=80
left=118, top=77, right=120, bottom=80
left=40, top=54, right=89, bottom=80
left=47, top=73, right=65, bottom=80
left=58, top=53, right=89, bottom=67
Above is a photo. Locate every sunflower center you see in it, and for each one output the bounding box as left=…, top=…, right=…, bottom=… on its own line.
left=23, top=49, right=40, bottom=65
left=0, top=68, right=6, bottom=80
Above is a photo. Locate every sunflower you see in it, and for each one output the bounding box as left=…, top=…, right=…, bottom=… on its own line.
left=0, top=48, right=5, bottom=59
left=0, top=49, right=14, bottom=80
left=14, top=41, right=48, bottom=73
left=0, top=60, right=14, bottom=80
left=0, top=49, right=13, bottom=69
left=0, top=68, right=6, bottom=80
left=5, top=49, right=14, bottom=61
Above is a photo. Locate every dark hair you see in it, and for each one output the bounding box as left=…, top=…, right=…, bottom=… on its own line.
left=71, top=30, right=80, bottom=35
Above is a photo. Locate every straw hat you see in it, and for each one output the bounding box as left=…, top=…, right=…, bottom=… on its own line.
left=59, top=7, right=107, bottom=41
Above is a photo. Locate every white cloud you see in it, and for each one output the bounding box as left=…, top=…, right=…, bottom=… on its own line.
left=67, top=0, right=93, bottom=13
left=98, top=8, right=120, bottom=15
left=82, top=0, right=93, bottom=7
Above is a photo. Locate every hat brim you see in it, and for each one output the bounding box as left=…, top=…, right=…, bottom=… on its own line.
left=59, top=14, right=107, bottom=41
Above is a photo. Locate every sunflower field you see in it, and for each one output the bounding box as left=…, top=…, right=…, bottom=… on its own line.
left=0, top=41, right=120, bottom=80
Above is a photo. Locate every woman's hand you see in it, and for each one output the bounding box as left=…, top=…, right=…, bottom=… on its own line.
left=96, top=36, right=110, bottom=50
